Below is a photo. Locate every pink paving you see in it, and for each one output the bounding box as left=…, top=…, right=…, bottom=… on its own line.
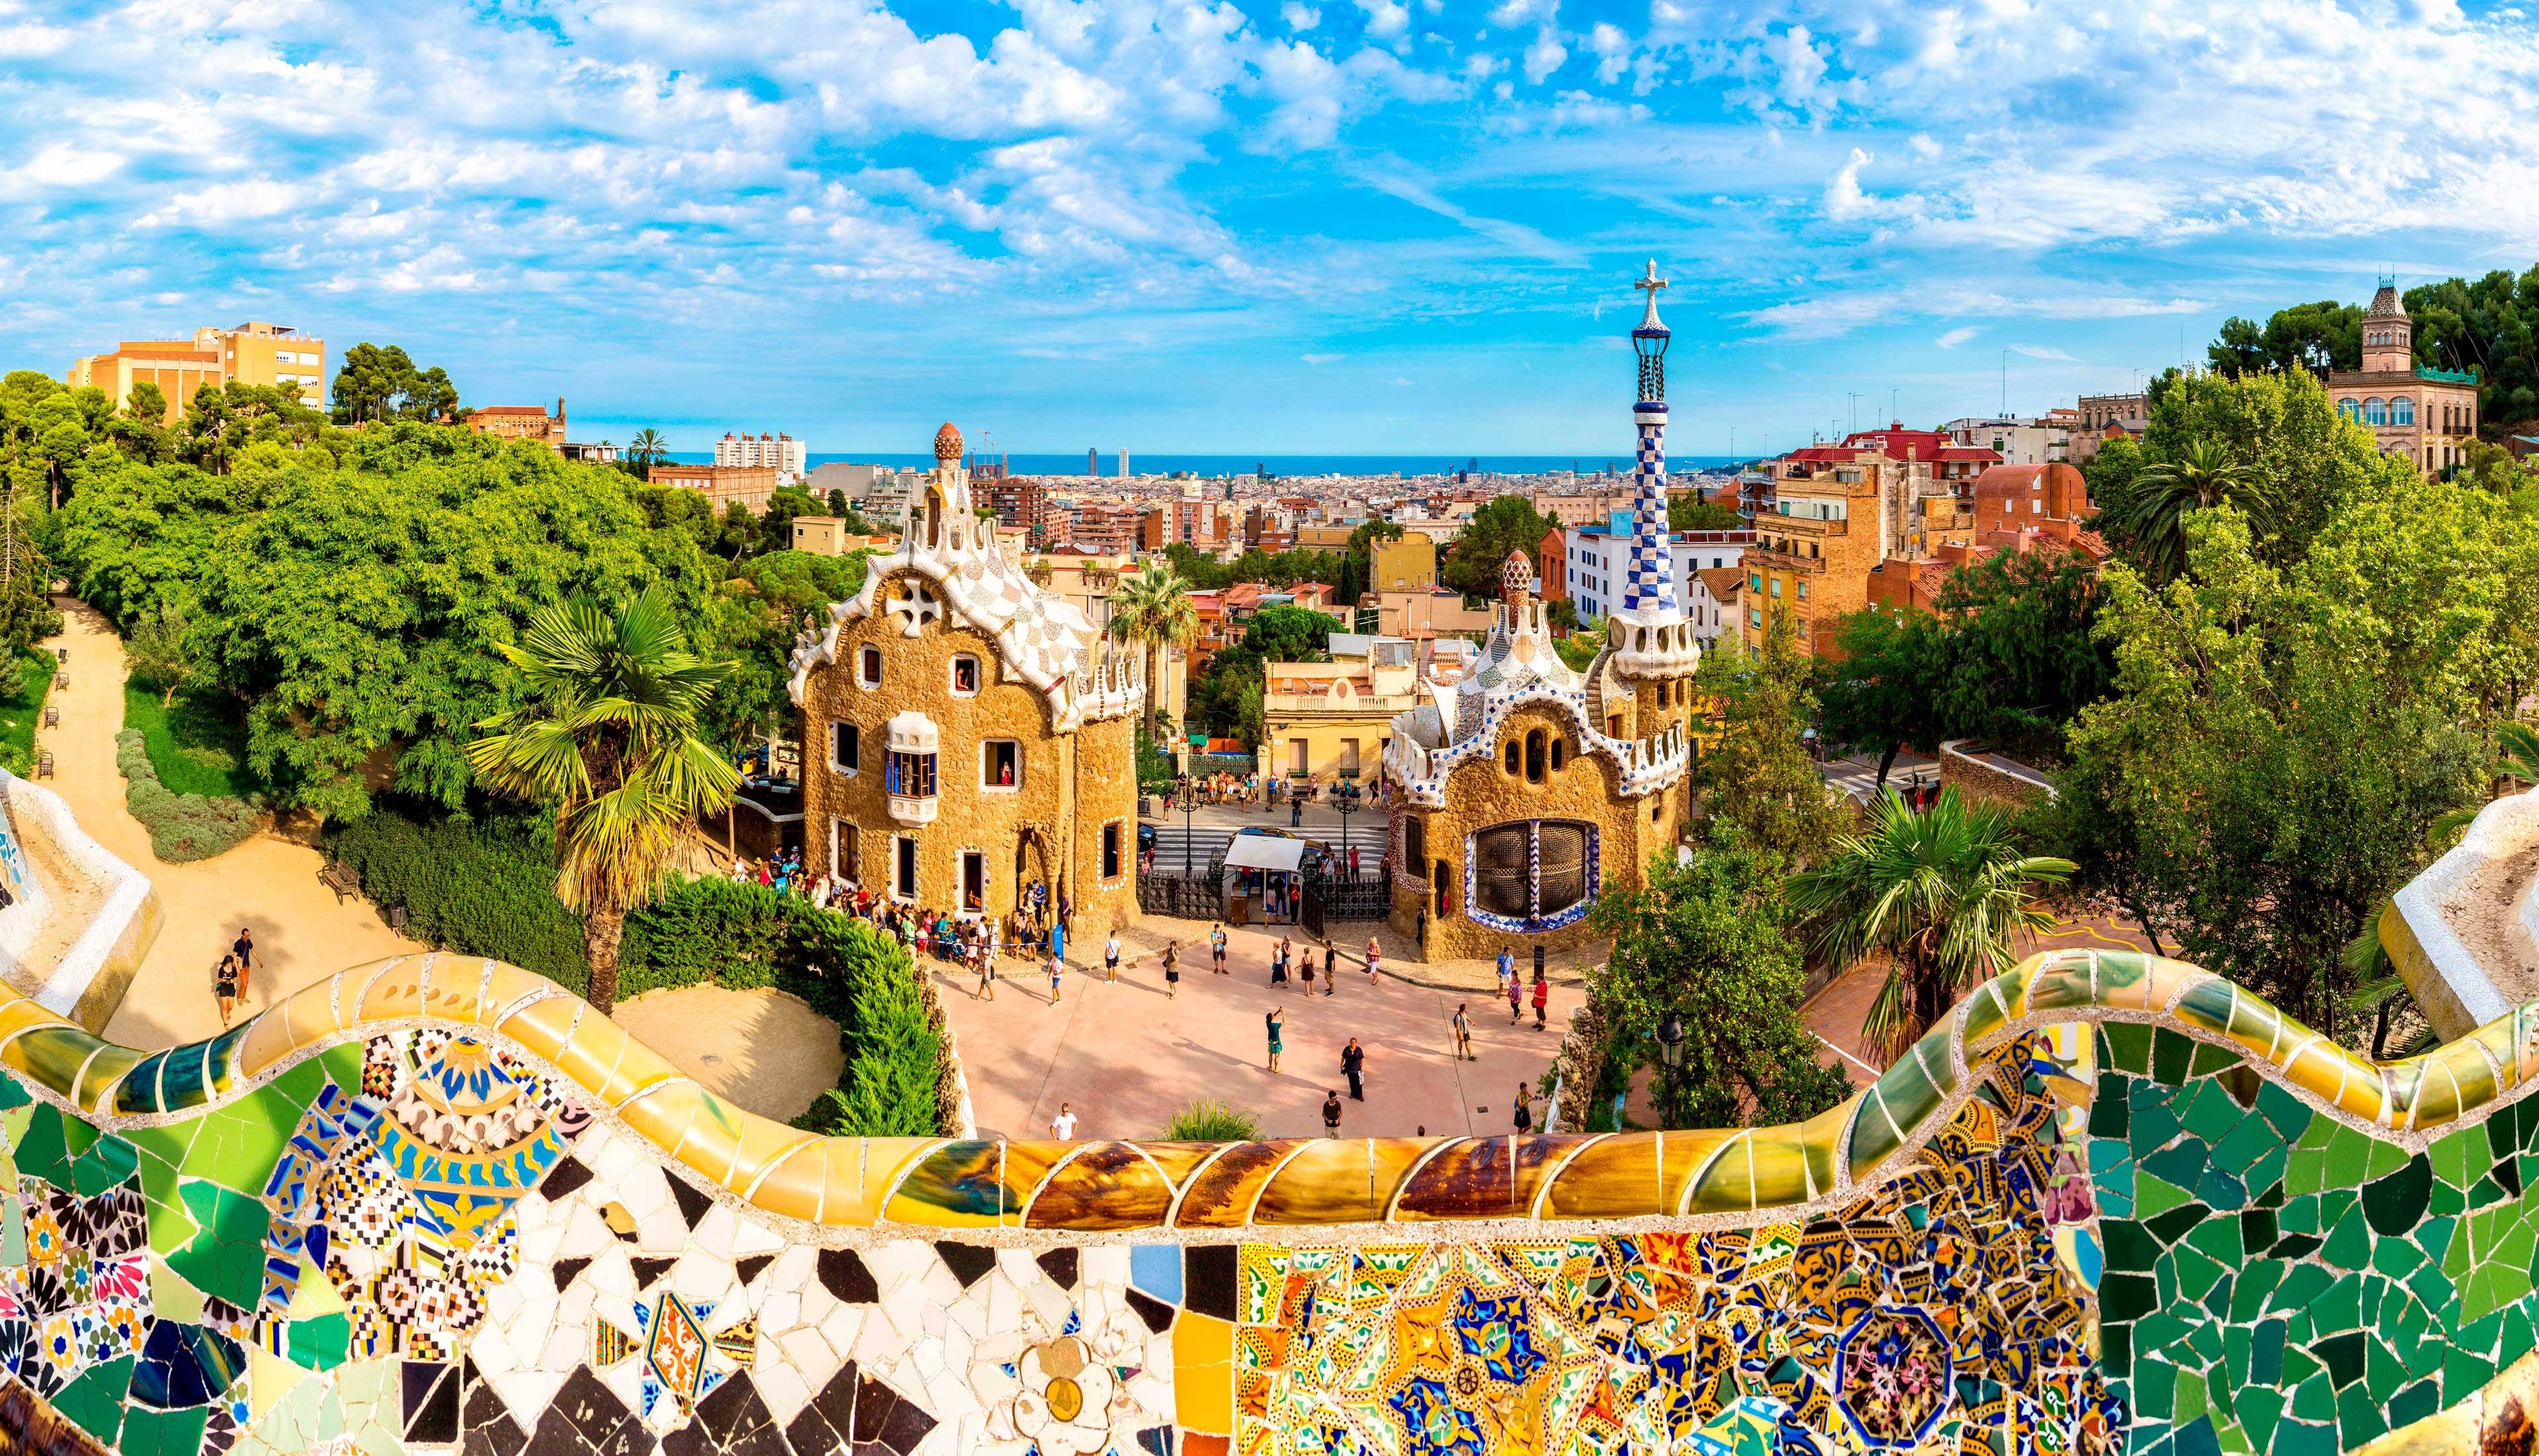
left=928, top=918, right=1580, bottom=1143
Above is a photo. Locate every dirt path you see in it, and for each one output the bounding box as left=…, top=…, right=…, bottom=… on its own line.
left=36, top=598, right=428, bottom=1049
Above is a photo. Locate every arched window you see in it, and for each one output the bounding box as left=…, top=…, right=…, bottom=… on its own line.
left=2392, top=396, right=2414, bottom=426
left=1504, top=740, right=1521, bottom=774
left=1524, top=729, right=1547, bottom=783
left=2364, top=398, right=2386, bottom=426
left=2337, top=399, right=2360, bottom=423
left=1549, top=738, right=1564, bottom=771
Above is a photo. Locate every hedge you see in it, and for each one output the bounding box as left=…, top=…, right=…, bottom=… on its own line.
left=324, top=809, right=592, bottom=992
left=114, top=727, right=258, bottom=862
left=0, top=647, right=50, bottom=778
left=321, top=809, right=950, bottom=1136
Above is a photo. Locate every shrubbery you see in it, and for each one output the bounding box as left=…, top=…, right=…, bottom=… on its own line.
left=0, top=647, right=48, bottom=778
left=114, top=727, right=258, bottom=862
left=324, top=809, right=592, bottom=992
left=321, top=807, right=950, bottom=1135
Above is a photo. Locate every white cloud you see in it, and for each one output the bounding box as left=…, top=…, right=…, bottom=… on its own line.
left=1355, top=0, right=1410, bottom=40
left=2007, top=344, right=2082, bottom=362
left=1523, top=29, right=1568, bottom=83
left=1281, top=2, right=1319, bottom=28
left=1303, top=352, right=1346, bottom=362
left=1586, top=22, right=1630, bottom=83
left=1935, top=325, right=1978, bottom=349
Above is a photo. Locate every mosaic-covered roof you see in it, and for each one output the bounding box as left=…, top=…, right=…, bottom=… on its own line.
left=786, top=456, right=1141, bottom=733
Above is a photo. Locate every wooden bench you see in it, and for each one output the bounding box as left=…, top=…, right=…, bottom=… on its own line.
left=319, top=861, right=361, bottom=905
left=34, top=751, right=52, bottom=781
left=52, top=674, right=65, bottom=690
left=40, top=706, right=56, bottom=728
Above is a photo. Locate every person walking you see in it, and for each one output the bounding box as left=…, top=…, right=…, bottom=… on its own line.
left=1495, top=946, right=1513, bottom=1004
left=214, top=953, right=240, bottom=1028
left=231, top=928, right=256, bottom=1002
left=1365, top=935, right=1381, bottom=983
left=1051, top=1103, right=1078, bottom=1139
left=1162, top=942, right=1182, bottom=998
left=1341, top=1038, right=1365, bottom=1102
left=1512, top=1085, right=1533, bottom=1135
left=1104, top=932, right=1121, bottom=983
left=1453, top=1003, right=1475, bottom=1061
left=1048, top=948, right=1065, bottom=1004
left=1531, top=966, right=1551, bottom=1031
left=1271, top=936, right=1291, bottom=987
left=1320, top=938, right=1336, bottom=998
left=1507, top=969, right=1524, bottom=1026
left=1211, top=923, right=1229, bottom=974
left=976, top=939, right=998, bottom=1001
left=1266, top=1006, right=1285, bottom=1072
left=1322, top=1089, right=1343, bottom=1137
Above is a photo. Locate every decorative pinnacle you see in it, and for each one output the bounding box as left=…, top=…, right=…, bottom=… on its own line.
left=1634, top=259, right=1668, bottom=332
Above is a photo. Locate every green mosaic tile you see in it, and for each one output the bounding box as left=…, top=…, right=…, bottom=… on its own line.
left=0, top=1074, right=26, bottom=1111
left=2184, top=1220, right=2241, bottom=1267
left=118, top=1406, right=208, bottom=1456
left=2224, top=1323, right=2254, bottom=1387
left=2198, top=1166, right=2248, bottom=1211
left=177, top=1061, right=327, bottom=1193
left=2236, top=1383, right=2285, bottom=1455
left=2139, top=1172, right=2196, bottom=1221
left=2369, top=1231, right=2424, bottom=1281
left=2404, top=1256, right=2457, bottom=1314
left=2173, top=1246, right=2227, bottom=1301
left=288, top=1309, right=350, bottom=1371
left=2232, top=1262, right=2286, bottom=1323
left=2239, top=1208, right=2277, bottom=1257
left=2181, top=1082, right=2244, bottom=1144
left=2092, top=1085, right=2130, bottom=1140
left=2505, top=1305, right=2539, bottom=1367
left=2387, top=1377, right=2441, bottom=1431
left=2277, top=1418, right=2339, bottom=1456
left=165, top=1178, right=271, bottom=1307
left=2288, top=1371, right=2335, bottom=1420
left=2186, top=1041, right=2242, bottom=1078
left=12, top=1100, right=71, bottom=1188
left=2447, top=1346, right=2499, bottom=1399
left=2335, top=1383, right=2386, bottom=1448
left=2433, top=1125, right=2489, bottom=1190
left=52, top=1354, right=134, bottom=1446
left=2144, top=1138, right=2212, bottom=1192
left=2256, top=1080, right=2311, bottom=1141
left=2134, top=1356, right=2176, bottom=1416
left=2152, top=1028, right=2195, bottom=1085
left=2314, top=1273, right=2364, bottom=1335
left=2105, top=1022, right=2152, bottom=1074
left=2174, top=1365, right=2210, bottom=1422
left=315, top=1039, right=365, bottom=1096
left=2132, top=1093, right=2185, bottom=1161
left=2210, top=1114, right=2282, bottom=1178
left=2362, top=1154, right=2434, bottom=1236
left=2319, top=1203, right=2370, bottom=1270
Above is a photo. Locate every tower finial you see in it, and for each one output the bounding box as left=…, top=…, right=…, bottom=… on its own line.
left=1634, top=259, right=1668, bottom=331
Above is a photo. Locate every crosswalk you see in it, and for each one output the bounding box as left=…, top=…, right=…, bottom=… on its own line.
left=1143, top=826, right=1232, bottom=871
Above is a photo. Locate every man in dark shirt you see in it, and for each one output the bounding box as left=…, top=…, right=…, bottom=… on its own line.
left=1341, top=1038, right=1365, bottom=1101
left=1322, top=1090, right=1343, bottom=1137
left=231, top=928, right=256, bottom=1000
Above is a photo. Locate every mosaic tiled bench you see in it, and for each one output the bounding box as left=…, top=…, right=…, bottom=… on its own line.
left=0, top=947, right=2526, bottom=1456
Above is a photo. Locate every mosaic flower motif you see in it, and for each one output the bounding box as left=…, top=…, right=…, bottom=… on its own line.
left=37, top=1313, right=79, bottom=1374
left=1006, top=1335, right=1119, bottom=1456
left=87, top=1185, right=147, bottom=1258
left=20, top=1266, right=70, bottom=1320
left=92, top=1253, right=148, bottom=1304
left=22, top=1201, right=64, bottom=1266
left=99, top=1300, right=145, bottom=1354
left=1452, top=1288, right=1545, bottom=1387
left=1390, top=1375, right=1488, bottom=1456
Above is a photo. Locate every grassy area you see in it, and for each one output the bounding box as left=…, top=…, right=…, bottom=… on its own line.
left=122, top=678, right=257, bottom=800
left=0, top=648, right=51, bottom=777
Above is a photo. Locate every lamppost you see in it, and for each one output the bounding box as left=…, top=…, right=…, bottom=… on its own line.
left=1174, top=772, right=1198, bottom=875
left=1656, top=1011, right=1687, bottom=1129
left=1332, top=772, right=1363, bottom=876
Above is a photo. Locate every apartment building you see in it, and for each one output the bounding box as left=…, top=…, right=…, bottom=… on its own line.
left=1941, top=415, right=2068, bottom=466
left=1370, top=534, right=1437, bottom=592
left=715, top=431, right=809, bottom=480
left=975, top=477, right=1055, bottom=550
left=467, top=400, right=567, bottom=452
left=1562, top=523, right=1753, bottom=621
left=648, top=462, right=780, bottom=510
left=67, top=321, right=327, bottom=424
left=1259, top=635, right=1420, bottom=788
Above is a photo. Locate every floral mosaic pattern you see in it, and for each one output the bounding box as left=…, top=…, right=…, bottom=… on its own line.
left=4, top=947, right=2539, bottom=1454
left=1232, top=1031, right=2122, bottom=1456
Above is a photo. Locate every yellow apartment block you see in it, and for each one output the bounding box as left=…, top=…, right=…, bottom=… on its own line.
left=1371, top=534, right=1437, bottom=592
left=1258, top=634, right=1421, bottom=788
left=67, top=321, right=325, bottom=424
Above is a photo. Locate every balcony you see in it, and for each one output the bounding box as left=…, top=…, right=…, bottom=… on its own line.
left=883, top=714, right=939, bottom=827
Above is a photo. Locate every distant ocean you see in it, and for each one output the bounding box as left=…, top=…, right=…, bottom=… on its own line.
left=659, top=452, right=1740, bottom=478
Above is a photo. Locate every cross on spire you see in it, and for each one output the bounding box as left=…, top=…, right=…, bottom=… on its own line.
left=1634, top=259, right=1668, bottom=328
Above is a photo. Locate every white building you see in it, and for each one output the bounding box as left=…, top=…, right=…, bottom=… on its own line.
left=715, top=430, right=810, bottom=481
left=1940, top=417, right=2068, bottom=466
left=1563, top=523, right=1752, bottom=622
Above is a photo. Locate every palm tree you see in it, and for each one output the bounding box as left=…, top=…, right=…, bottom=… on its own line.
left=2122, top=438, right=2274, bottom=585
left=1110, top=563, right=1198, bottom=734
left=467, top=591, right=741, bottom=1014
left=629, top=428, right=669, bottom=471
left=1787, top=786, right=2076, bottom=1063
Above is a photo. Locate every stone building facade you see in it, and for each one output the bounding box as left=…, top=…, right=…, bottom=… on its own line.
left=1382, top=264, right=1697, bottom=962
left=789, top=423, right=1143, bottom=934
left=2327, top=279, right=2481, bottom=475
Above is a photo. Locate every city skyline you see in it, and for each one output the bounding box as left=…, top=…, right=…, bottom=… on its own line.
left=1, top=0, right=2532, bottom=452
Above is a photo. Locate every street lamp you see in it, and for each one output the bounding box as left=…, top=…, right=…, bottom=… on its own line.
left=1656, top=1012, right=1687, bottom=1129
left=1174, top=772, right=1198, bottom=875
left=1332, top=772, right=1363, bottom=876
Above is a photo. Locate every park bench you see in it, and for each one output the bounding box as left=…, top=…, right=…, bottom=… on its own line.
left=52, top=673, right=65, bottom=690
left=319, top=861, right=361, bottom=905
left=34, top=751, right=52, bottom=780
left=41, top=706, right=56, bottom=728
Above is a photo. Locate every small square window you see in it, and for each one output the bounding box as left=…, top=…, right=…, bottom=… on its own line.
left=858, top=646, right=883, bottom=688
left=950, top=655, right=981, bottom=695
left=983, top=740, right=1020, bottom=790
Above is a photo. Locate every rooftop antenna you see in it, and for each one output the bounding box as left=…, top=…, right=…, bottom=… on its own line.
left=1848, top=391, right=1862, bottom=434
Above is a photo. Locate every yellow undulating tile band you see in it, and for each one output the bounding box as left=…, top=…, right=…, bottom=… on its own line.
left=8, top=946, right=2539, bottom=1231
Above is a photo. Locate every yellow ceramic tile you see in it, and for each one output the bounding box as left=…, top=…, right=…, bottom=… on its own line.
left=1172, top=1311, right=1235, bottom=1435
left=496, top=992, right=586, bottom=1067
left=234, top=996, right=309, bottom=1081
left=419, top=955, right=498, bottom=1026
left=249, top=1345, right=307, bottom=1420
left=821, top=1138, right=942, bottom=1227
left=743, top=1139, right=831, bottom=1222
left=350, top=955, right=428, bottom=1023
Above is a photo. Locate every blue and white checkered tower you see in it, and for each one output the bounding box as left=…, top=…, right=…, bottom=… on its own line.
left=1621, top=259, right=1678, bottom=616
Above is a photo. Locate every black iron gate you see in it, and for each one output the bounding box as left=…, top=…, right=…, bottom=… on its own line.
left=1138, top=863, right=1221, bottom=920
left=1301, top=867, right=1389, bottom=938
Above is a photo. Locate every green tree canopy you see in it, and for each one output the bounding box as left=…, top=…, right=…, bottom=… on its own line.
left=1441, top=495, right=1556, bottom=598
left=329, top=343, right=462, bottom=425
left=1691, top=624, right=1845, bottom=866
left=1668, top=492, right=1743, bottom=531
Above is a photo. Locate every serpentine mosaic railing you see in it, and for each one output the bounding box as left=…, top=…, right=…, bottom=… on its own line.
left=0, top=948, right=2530, bottom=1456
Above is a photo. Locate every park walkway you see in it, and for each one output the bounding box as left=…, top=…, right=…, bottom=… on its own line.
left=34, top=599, right=426, bottom=1049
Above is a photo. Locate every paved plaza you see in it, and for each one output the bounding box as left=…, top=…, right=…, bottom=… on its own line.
left=928, top=914, right=1581, bottom=1143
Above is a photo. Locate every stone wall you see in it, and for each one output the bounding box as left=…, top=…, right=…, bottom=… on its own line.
left=1938, top=738, right=2058, bottom=809
left=1, top=946, right=2536, bottom=1455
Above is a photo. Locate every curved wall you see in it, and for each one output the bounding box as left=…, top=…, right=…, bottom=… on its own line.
left=0, top=768, right=159, bottom=1033
left=0, top=946, right=2522, bottom=1455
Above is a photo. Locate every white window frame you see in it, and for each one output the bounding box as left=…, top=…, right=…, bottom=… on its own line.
left=949, top=653, right=983, bottom=698
left=981, top=739, right=1022, bottom=793
left=858, top=645, right=883, bottom=689
left=830, top=721, right=860, bottom=776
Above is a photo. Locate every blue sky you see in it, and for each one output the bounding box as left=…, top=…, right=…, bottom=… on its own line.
left=2, top=0, right=2534, bottom=457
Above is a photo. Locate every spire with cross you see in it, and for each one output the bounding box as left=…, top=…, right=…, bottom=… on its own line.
left=1621, top=259, right=1679, bottom=618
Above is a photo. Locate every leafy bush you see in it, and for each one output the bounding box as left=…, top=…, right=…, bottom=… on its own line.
left=619, top=877, right=797, bottom=996
left=1162, top=1099, right=1261, bottom=1141
left=791, top=914, right=946, bottom=1137
left=114, top=727, right=258, bottom=862
left=0, top=647, right=48, bottom=777
left=325, top=808, right=590, bottom=992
